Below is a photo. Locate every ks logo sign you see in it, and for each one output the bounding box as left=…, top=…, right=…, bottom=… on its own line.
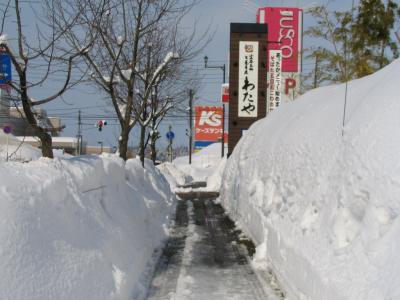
left=195, top=106, right=223, bottom=142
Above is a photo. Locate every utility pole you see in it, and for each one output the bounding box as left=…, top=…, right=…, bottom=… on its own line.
left=76, top=110, right=82, bottom=155
left=342, top=35, right=349, bottom=137
left=189, top=89, right=193, bottom=164
left=98, top=141, right=103, bottom=154
left=203, top=55, right=226, bottom=158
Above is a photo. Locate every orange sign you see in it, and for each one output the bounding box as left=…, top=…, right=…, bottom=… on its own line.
left=194, top=106, right=223, bottom=141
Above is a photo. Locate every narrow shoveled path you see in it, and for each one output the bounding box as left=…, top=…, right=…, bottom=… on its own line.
left=146, top=197, right=277, bottom=300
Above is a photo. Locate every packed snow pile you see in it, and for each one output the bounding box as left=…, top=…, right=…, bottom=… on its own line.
left=157, top=162, right=193, bottom=190
left=0, top=155, right=175, bottom=300
left=0, top=132, right=41, bottom=161
left=221, top=59, right=400, bottom=300
left=172, top=143, right=226, bottom=191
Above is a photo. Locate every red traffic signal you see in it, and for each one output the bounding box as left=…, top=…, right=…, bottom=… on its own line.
left=96, top=120, right=108, bottom=131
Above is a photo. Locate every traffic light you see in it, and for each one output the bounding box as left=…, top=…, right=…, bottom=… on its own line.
left=96, top=120, right=107, bottom=131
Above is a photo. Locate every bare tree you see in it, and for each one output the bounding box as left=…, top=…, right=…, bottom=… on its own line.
left=50, top=0, right=207, bottom=163
left=0, top=0, right=87, bottom=158
left=144, top=86, right=172, bottom=164
left=144, top=64, right=201, bottom=164
left=135, top=16, right=205, bottom=166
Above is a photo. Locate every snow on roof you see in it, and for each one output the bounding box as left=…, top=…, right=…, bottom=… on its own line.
left=15, top=136, right=78, bottom=143
left=52, top=137, right=78, bottom=143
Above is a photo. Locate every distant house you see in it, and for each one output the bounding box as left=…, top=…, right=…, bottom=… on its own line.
left=0, top=93, right=135, bottom=157
left=8, top=107, right=63, bottom=137
left=16, top=136, right=80, bottom=155
left=15, top=136, right=136, bottom=157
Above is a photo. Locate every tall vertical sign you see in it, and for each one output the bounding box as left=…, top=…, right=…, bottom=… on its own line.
left=221, top=83, right=229, bottom=103
left=0, top=53, right=12, bottom=85
left=257, top=7, right=303, bottom=109
left=228, top=23, right=268, bottom=156
left=0, top=49, right=11, bottom=128
left=238, top=41, right=259, bottom=117
left=268, top=49, right=282, bottom=112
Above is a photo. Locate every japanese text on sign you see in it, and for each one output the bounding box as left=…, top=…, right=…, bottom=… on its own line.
left=238, top=41, right=258, bottom=118
left=268, top=50, right=282, bottom=112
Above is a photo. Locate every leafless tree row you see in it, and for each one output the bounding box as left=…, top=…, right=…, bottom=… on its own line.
left=0, top=0, right=90, bottom=158
left=0, top=0, right=208, bottom=163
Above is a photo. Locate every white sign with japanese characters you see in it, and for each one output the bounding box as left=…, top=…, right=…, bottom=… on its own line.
left=267, top=49, right=282, bottom=112
left=238, top=41, right=259, bottom=118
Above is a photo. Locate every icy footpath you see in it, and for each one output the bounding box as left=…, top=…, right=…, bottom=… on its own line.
left=221, top=59, right=400, bottom=299
left=0, top=155, right=175, bottom=300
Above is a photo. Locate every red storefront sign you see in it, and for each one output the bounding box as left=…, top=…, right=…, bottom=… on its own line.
left=194, top=106, right=223, bottom=142
left=257, top=7, right=302, bottom=73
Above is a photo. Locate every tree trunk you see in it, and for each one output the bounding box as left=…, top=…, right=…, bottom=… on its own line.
left=38, top=131, right=54, bottom=158
left=118, top=126, right=130, bottom=161
left=150, top=135, right=157, bottom=164
left=20, top=79, right=54, bottom=159
left=139, top=123, right=146, bottom=167
left=379, top=40, right=386, bottom=69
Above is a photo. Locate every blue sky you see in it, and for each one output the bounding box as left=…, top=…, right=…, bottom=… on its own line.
left=49, top=0, right=347, bottom=148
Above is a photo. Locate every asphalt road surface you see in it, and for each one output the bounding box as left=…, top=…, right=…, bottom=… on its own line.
left=146, top=197, right=280, bottom=300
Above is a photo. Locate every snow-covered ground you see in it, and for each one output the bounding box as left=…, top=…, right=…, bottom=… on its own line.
left=172, top=143, right=226, bottom=192
left=0, top=153, right=175, bottom=300
left=220, top=58, right=400, bottom=299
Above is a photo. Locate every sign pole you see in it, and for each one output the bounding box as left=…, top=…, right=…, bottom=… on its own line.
left=222, top=104, right=225, bottom=158
left=221, top=64, right=225, bottom=158
left=189, top=90, right=193, bottom=165
left=204, top=56, right=226, bottom=158
left=6, top=133, right=9, bottom=161
left=166, top=125, right=174, bottom=163
left=3, top=125, right=12, bottom=161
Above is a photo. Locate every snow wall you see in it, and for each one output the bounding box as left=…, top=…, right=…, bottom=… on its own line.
left=0, top=155, right=175, bottom=300
left=221, top=59, right=400, bottom=299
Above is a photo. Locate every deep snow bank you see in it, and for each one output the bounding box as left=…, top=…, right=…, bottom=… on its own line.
left=221, top=59, right=400, bottom=299
left=0, top=155, right=175, bottom=300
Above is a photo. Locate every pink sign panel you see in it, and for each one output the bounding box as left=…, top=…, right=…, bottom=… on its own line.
left=257, top=7, right=302, bottom=73
left=221, top=83, right=229, bottom=103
